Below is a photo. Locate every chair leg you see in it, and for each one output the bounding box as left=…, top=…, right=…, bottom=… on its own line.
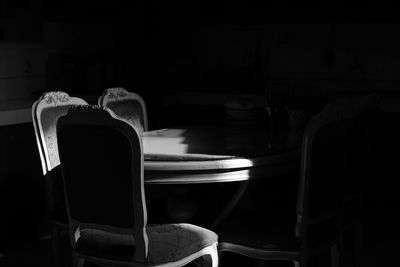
left=192, top=243, right=219, bottom=267
left=205, top=243, right=219, bottom=267
left=51, top=224, right=61, bottom=267
left=354, top=221, right=363, bottom=267
left=71, top=254, right=84, bottom=267
left=341, top=223, right=362, bottom=267
left=210, top=181, right=249, bottom=229
left=217, top=250, right=223, bottom=267
left=330, top=243, right=339, bottom=267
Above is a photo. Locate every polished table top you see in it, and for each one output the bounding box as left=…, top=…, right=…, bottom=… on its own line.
left=141, top=123, right=303, bottom=228
left=141, top=124, right=302, bottom=183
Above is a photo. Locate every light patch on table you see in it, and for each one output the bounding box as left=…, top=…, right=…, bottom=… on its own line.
left=142, top=135, right=234, bottom=159
left=142, top=128, right=186, bottom=137
left=143, top=136, right=189, bottom=155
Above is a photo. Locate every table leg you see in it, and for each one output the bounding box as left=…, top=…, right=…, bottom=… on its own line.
left=210, top=181, right=249, bottom=229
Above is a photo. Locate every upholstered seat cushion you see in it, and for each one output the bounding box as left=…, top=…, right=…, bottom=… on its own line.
left=76, top=228, right=135, bottom=261
left=76, top=223, right=218, bottom=264
left=146, top=223, right=217, bottom=264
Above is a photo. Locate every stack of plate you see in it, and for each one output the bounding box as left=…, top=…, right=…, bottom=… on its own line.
left=224, top=100, right=265, bottom=124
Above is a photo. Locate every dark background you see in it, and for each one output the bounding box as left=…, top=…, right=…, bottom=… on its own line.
left=1, top=0, right=400, bottom=263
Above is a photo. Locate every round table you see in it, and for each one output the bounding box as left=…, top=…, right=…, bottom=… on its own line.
left=141, top=124, right=303, bottom=228
left=142, top=124, right=302, bottom=183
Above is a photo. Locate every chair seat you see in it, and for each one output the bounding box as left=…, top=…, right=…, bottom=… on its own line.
left=216, top=213, right=298, bottom=251
left=76, top=223, right=218, bottom=265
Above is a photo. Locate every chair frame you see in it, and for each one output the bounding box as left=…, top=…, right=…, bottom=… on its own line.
left=218, top=104, right=350, bottom=267
left=57, top=106, right=218, bottom=267
left=32, top=91, right=88, bottom=267
left=336, top=93, right=380, bottom=267
left=98, top=87, right=149, bottom=132
left=58, top=106, right=147, bottom=265
left=32, top=91, right=88, bottom=175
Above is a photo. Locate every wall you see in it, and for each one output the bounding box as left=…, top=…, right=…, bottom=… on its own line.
left=136, top=23, right=400, bottom=98
left=2, top=23, right=398, bottom=102
left=267, top=23, right=400, bottom=96
left=0, top=43, right=46, bottom=102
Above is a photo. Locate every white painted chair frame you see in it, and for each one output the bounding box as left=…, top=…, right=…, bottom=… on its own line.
left=98, top=87, right=149, bottom=132
left=32, top=91, right=88, bottom=175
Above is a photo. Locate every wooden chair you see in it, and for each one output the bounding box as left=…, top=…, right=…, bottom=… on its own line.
left=338, top=94, right=380, bottom=267
left=56, top=105, right=218, bottom=267
left=98, top=87, right=149, bottom=132
left=31, top=91, right=88, bottom=266
left=216, top=103, right=354, bottom=267
left=32, top=91, right=89, bottom=175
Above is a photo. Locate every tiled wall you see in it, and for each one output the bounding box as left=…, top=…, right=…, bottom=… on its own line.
left=266, top=23, right=400, bottom=95
left=0, top=43, right=47, bottom=102
left=2, top=22, right=400, bottom=104
left=137, top=23, right=400, bottom=99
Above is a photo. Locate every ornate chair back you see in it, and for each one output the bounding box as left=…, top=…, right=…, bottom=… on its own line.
left=32, top=91, right=88, bottom=175
left=98, top=87, right=148, bottom=132
left=57, top=106, right=148, bottom=263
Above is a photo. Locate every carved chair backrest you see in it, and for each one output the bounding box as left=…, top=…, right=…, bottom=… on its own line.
left=296, top=103, right=354, bottom=247
left=57, top=105, right=148, bottom=263
left=98, top=87, right=148, bottom=132
left=32, top=91, right=88, bottom=175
